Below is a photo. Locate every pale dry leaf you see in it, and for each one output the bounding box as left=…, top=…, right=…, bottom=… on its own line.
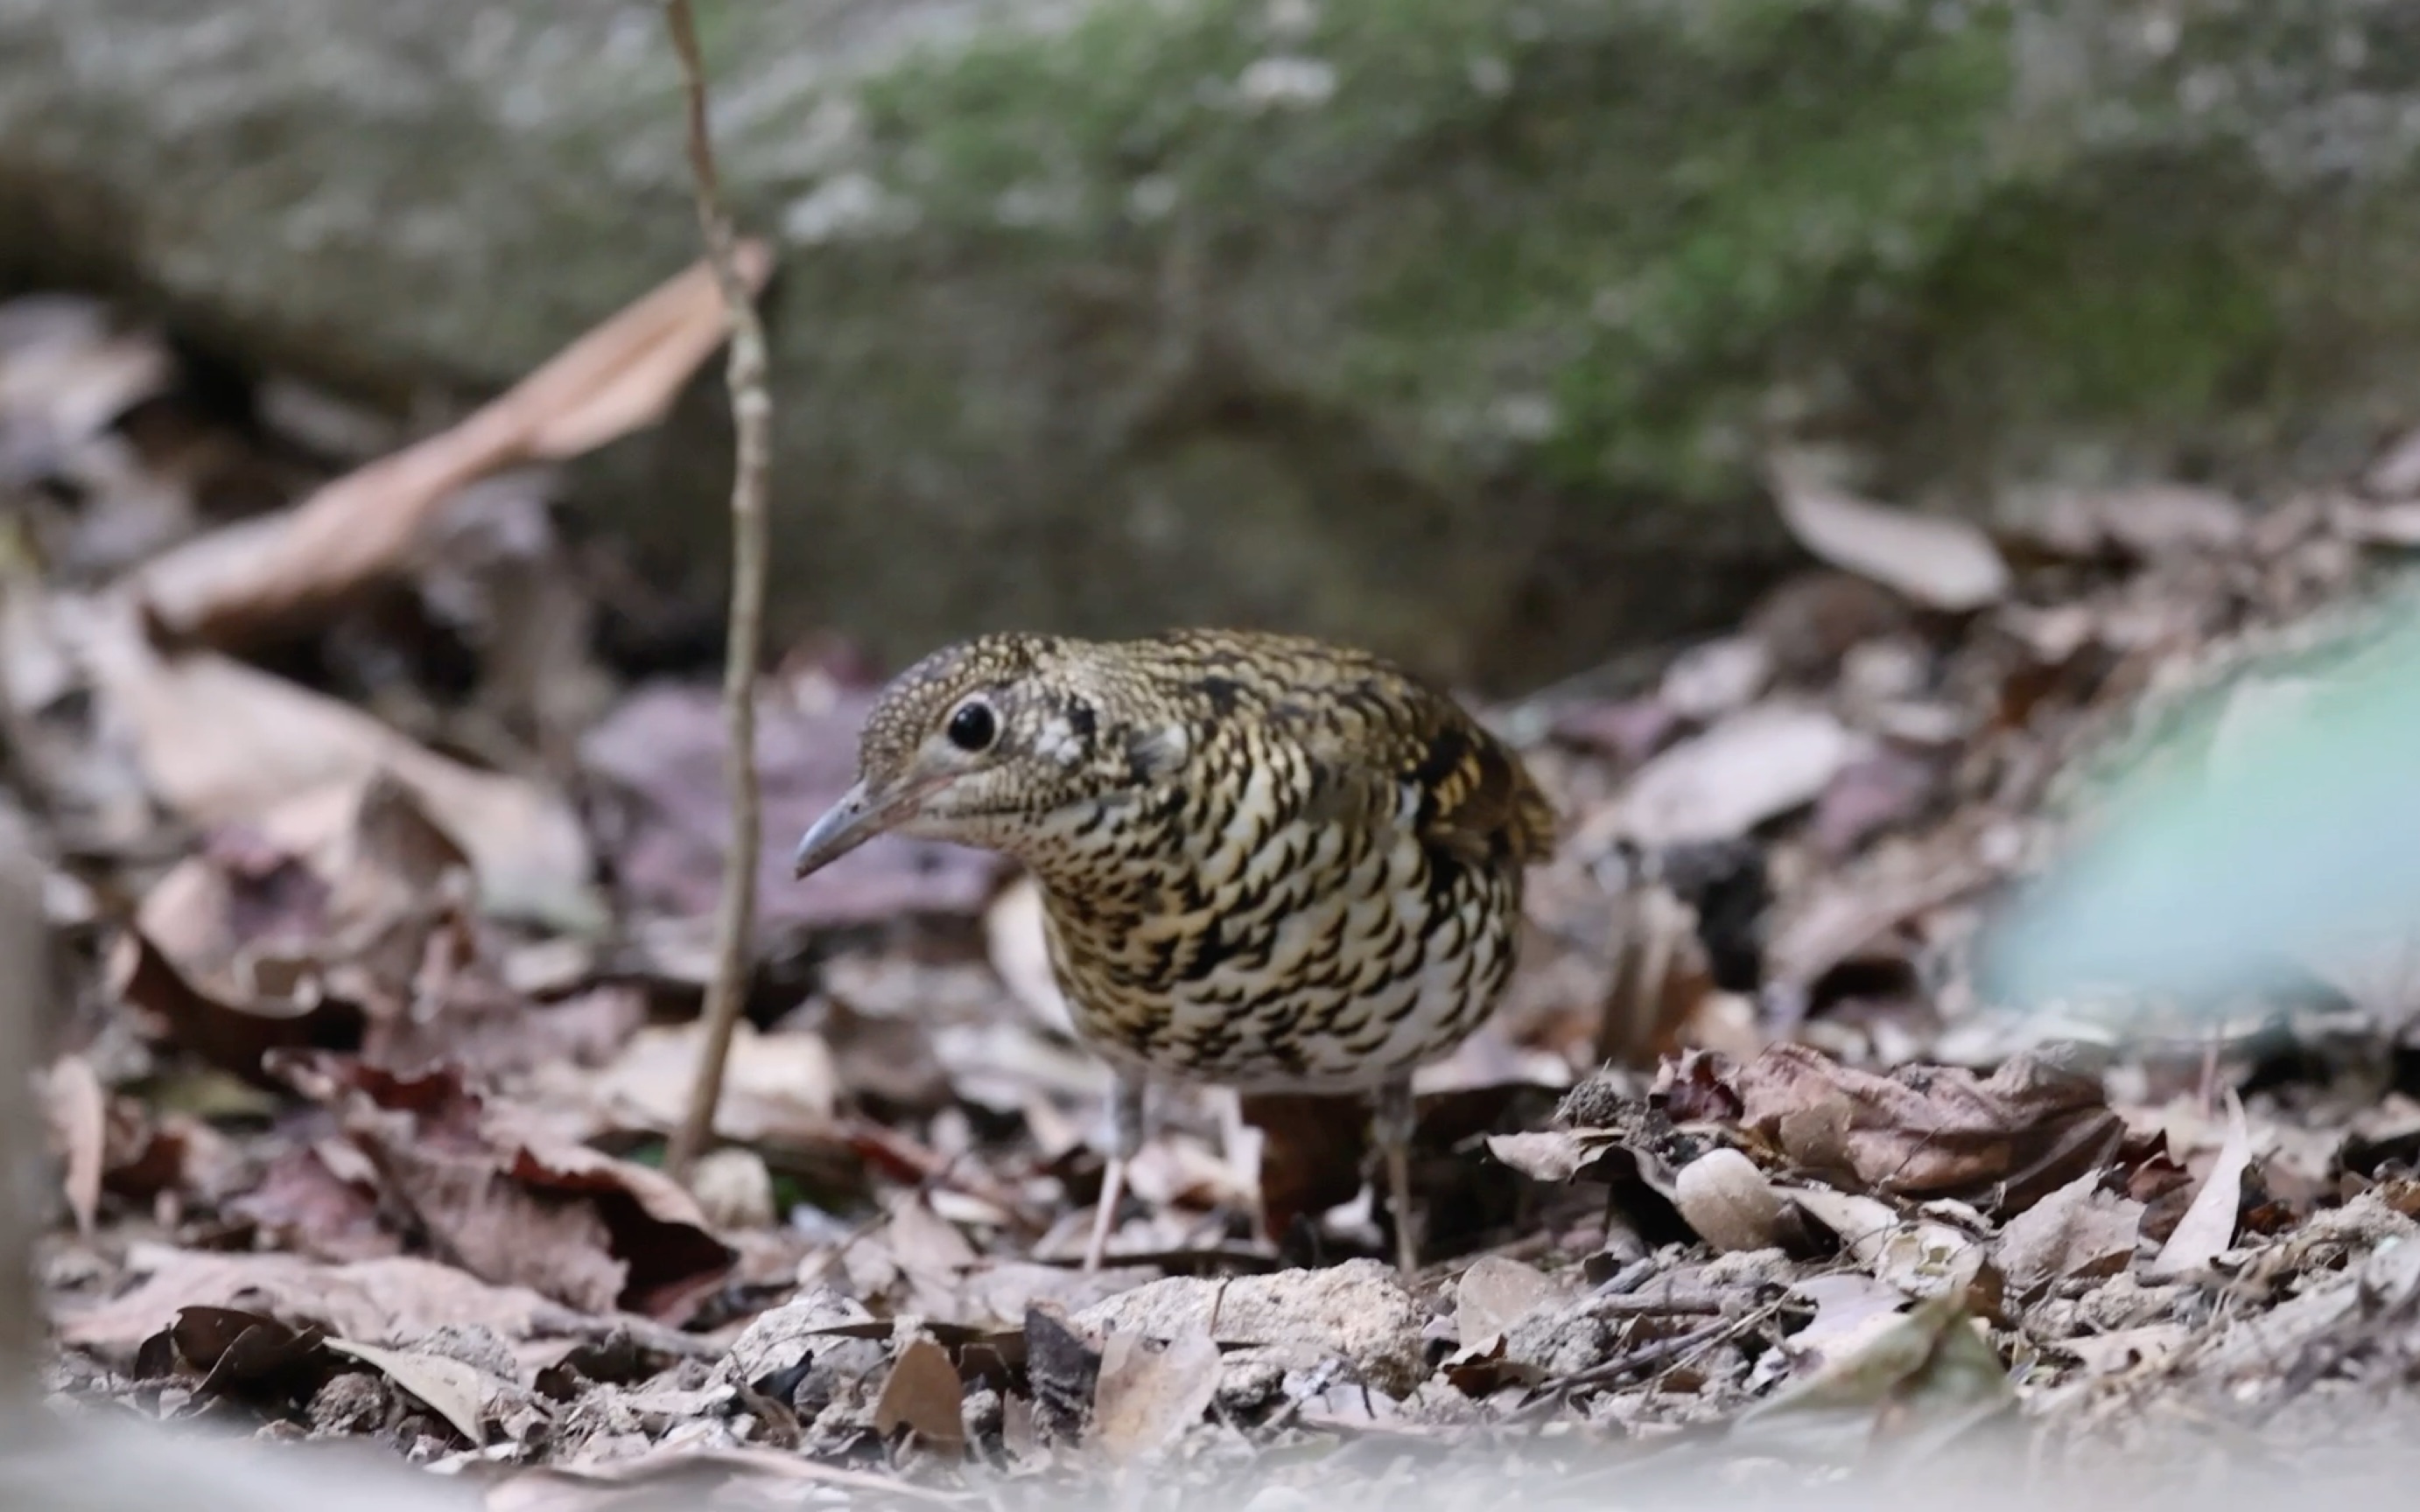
left=1993, top=1169, right=2143, bottom=1290
left=2095, top=484, right=2248, bottom=556
left=2199, top=1235, right=2420, bottom=1380
left=1771, top=462, right=2010, bottom=611
left=2367, top=423, right=2420, bottom=498
left=873, top=1335, right=966, bottom=1451
left=2016, top=485, right=2247, bottom=559
left=518, top=241, right=774, bottom=459
left=135, top=246, right=770, bottom=649
left=40, top=1054, right=106, bottom=1235
left=2332, top=498, right=2420, bottom=547
left=686, top=1147, right=775, bottom=1231
left=1786, top=1186, right=1901, bottom=1270
left=1092, top=1326, right=1222, bottom=1461
left=56, top=1251, right=565, bottom=1359
left=1731, top=1292, right=2013, bottom=1462
left=1453, top=1256, right=1569, bottom=1347
left=1610, top=702, right=1861, bottom=848
left=591, top=1021, right=838, bottom=1145
left=1869, top=1222, right=1986, bottom=1303
left=1793, top=1186, right=1985, bottom=1303
left=2149, top=1091, right=2252, bottom=1278
left=324, top=1337, right=489, bottom=1447
left=885, top=1189, right=981, bottom=1283
left=1659, top=635, right=1773, bottom=722
left=1786, top=1273, right=1910, bottom=1362
left=986, top=875, right=1073, bottom=1033
left=1764, top=856, right=1996, bottom=993
left=1484, top=1130, right=1602, bottom=1184
left=78, top=612, right=595, bottom=928
left=0, top=295, right=173, bottom=474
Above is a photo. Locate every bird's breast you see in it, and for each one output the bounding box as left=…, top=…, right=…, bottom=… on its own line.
left=1034, top=799, right=1524, bottom=1093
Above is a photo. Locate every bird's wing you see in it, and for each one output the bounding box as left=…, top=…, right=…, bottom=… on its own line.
left=1278, top=677, right=1557, bottom=870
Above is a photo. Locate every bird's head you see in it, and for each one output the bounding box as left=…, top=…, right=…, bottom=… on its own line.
left=790, top=633, right=1187, bottom=878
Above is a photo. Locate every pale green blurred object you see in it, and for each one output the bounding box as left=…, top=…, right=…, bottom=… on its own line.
left=1981, top=602, right=2420, bottom=1009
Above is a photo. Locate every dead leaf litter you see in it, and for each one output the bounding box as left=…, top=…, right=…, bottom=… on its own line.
left=10, top=281, right=2420, bottom=1502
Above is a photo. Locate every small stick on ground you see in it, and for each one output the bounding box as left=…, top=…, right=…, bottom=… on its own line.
left=662, top=0, right=775, bottom=1183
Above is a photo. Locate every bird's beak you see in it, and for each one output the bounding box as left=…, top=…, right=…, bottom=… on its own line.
left=791, top=778, right=922, bottom=878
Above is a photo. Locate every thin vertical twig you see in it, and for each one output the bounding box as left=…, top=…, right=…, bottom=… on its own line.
left=663, top=0, right=773, bottom=1182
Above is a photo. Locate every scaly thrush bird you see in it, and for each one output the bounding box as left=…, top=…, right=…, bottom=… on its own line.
left=789, top=629, right=1555, bottom=1277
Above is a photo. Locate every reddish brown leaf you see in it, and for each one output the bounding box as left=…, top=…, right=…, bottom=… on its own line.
left=1734, top=1043, right=2122, bottom=1214
left=274, top=1054, right=733, bottom=1321
left=109, top=928, right=363, bottom=1085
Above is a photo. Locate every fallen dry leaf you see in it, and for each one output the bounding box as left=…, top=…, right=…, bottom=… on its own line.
left=1453, top=1255, right=1570, bottom=1348
left=2366, top=422, right=2420, bottom=497
left=109, top=928, right=364, bottom=1085
left=134, top=247, right=770, bottom=650
left=1732, top=1291, right=2013, bottom=1462
left=1763, top=854, right=1997, bottom=995
left=1812, top=750, right=1941, bottom=857
left=1091, top=1326, right=1221, bottom=1461
left=1770, top=460, right=2010, bottom=612
left=2017, top=485, right=2248, bottom=561
left=873, top=1334, right=966, bottom=1452
left=274, top=1054, right=733, bottom=1320
left=1606, top=702, right=1861, bottom=848
left=1785, top=1185, right=1987, bottom=1306
left=2149, top=1092, right=2252, bottom=1278
left=169, top=1306, right=330, bottom=1400
left=40, top=1054, right=106, bottom=1234
left=324, top=1336, right=489, bottom=1446
left=59, top=1250, right=567, bottom=1362
left=115, top=772, right=505, bottom=1079
left=589, top=1021, right=837, bottom=1147
left=1659, top=635, right=1773, bottom=721
left=0, top=295, right=173, bottom=477
left=2332, top=497, right=2420, bottom=547
left=986, top=875, right=1074, bottom=1033
left=230, top=1143, right=401, bottom=1263
left=81, top=612, right=596, bottom=928
left=1787, top=1185, right=1902, bottom=1257
left=1785, top=1272, right=1911, bottom=1364
left=1992, top=1169, right=2143, bottom=1291
left=1736, top=1043, right=2123, bottom=1212
left=581, top=679, right=996, bottom=942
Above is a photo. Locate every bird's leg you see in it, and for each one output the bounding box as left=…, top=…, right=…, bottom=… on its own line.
left=1371, top=1074, right=1420, bottom=1282
left=1084, top=1072, right=1147, bottom=1272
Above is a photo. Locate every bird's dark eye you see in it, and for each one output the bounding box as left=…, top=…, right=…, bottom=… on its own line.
left=945, top=698, right=998, bottom=752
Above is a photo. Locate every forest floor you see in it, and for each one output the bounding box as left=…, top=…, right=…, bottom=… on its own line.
left=11, top=282, right=2420, bottom=1508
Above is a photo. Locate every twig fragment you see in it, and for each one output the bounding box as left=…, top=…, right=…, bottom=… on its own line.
left=662, top=0, right=775, bottom=1183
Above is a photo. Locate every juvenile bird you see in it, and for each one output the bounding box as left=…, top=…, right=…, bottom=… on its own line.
left=789, top=628, right=1555, bottom=1277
